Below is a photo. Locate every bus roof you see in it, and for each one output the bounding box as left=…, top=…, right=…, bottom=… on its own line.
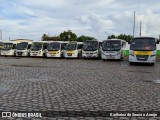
left=10, top=39, right=33, bottom=43
left=84, top=40, right=98, bottom=42
left=2, top=41, right=15, bottom=44
left=17, top=41, right=32, bottom=44
left=103, top=39, right=126, bottom=42
left=48, top=41, right=69, bottom=43
left=32, top=41, right=49, bottom=43
left=69, top=41, right=83, bottom=44
left=133, top=37, right=156, bottom=39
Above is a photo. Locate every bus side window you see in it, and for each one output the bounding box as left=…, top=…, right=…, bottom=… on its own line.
left=78, top=44, right=83, bottom=49
left=99, top=42, right=102, bottom=48
left=43, top=43, right=48, bottom=50
left=63, top=43, right=67, bottom=50
left=62, top=43, right=66, bottom=50
left=61, top=43, right=64, bottom=50
left=13, top=44, right=16, bottom=49
left=28, top=44, right=31, bottom=49
left=122, top=42, right=126, bottom=48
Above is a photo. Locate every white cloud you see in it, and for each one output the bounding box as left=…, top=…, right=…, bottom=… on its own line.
left=0, top=0, right=160, bottom=41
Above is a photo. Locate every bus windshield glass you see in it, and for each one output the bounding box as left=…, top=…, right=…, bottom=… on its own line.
left=102, top=40, right=121, bottom=51
left=1, top=43, right=13, bottom=50
left=16, top=42, right=28, bottom=50
left=47, top=42, right=60, bottom=51
left=83, top=41, right=98, bottom=51
left=0, top=42, right=3, bottom=50
left=130, top=38, right=156, bottom=51
left=65, top=43, right=77, bottom=50
left=30, top=42, right=43, bottom=51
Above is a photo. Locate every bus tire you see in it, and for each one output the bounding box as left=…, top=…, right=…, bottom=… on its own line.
left=118, top=58, right=122, bottom=61
left=102, top=59, right=106, bottom=61
left=78, top=54, right=82, bottom=59
left=43, top=53, right=46, bottom=58
left=129, top=62, right=133, bottom=65
left=60, top=54, right=64, bottom=58
left=150, top=63, right=155, bottom=66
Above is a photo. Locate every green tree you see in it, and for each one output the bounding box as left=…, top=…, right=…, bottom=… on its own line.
left=77, top=35, right=95, bottom=42
left=107, top=34, right=117, bottom=39
left=59, top=30, right=77, bottom=41
left=107, top=34, right=133, bottom=42
left=41, top=34, right=60, bottom=41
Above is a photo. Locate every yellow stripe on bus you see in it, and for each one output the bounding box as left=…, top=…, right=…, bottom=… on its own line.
left=49, top=51, right=58, bottom=54
left=134, top=51, right=152, bottom=55
left=67, top=51, right=74, bottom=54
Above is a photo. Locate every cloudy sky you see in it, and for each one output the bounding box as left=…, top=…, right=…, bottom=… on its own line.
left=0, top=0, right=160, bottom=41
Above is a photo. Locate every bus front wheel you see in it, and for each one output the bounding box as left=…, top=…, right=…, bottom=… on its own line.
left=129, top=62, right=134, bottom=65
left=150, top=63, right=155, bottom=66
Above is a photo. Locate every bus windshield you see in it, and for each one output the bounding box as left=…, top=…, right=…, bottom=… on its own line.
left=30, top=42, right=43, bottom=51
left=1, top=43, right=13, bottom=50
left=47, top=42, right=60, bottom=51
left=130, top=38, right=156, bottom=51
left=65, top=43, right=77, bottom=50
left=0, top=42, right=3, bottom=50
left=16, top=42, right=28, bottom=50
left=83, top=41, right=98, bottom=51
left=102, top=40, right=121, bottom=51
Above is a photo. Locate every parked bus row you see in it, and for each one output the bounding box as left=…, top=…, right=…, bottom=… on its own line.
left=0, top=37, right=159, bottom=65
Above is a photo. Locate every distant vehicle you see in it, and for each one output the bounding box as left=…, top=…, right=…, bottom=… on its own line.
left=16, top=42, right=32, bottom=56
left=101, top=39, right=126, bottom=60
left=64, top=42, right=83, bottom=58
left=0, top=42, right=3, bottom=55
left=1, top=41, right=17, bottom=56
left=30, top=41, right=49, bottom=57
left=47, top=41, right=68, bottom=58
left=129, top=37, right=159, bottom=65
left=82, top=40, right=101, bottom=59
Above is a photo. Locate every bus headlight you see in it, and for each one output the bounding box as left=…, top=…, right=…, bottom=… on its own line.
left=117, top=52, right=121, bottom=55
left=151, top=54, right=156, bottom=57
left=94, top=51, right=98, bottom=54
left=130, top=51, right=134, bottom=56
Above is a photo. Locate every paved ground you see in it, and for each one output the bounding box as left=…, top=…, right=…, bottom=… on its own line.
left=0, top=57, right=160, bottom=120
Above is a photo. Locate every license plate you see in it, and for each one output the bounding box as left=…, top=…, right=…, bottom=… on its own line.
left=134, top=51, right=152, bottom=55
left=108, top=56, right=113, bottom=59
left=67, top=51, right=73, bottom=54
left=87, top=55, right=92, bottom=57
left=67, top=53, right=72, bottom=56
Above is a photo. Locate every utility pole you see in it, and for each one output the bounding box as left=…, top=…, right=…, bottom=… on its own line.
left=140, top=21, right=142, bottom=37
left=133, top=11, right=135, bottom=37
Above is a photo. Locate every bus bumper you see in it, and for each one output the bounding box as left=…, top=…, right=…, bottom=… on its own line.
left=82, top=53, right=99, bottom=58
left=16, top=51, right=28, bottom=56
left=47, top=53, right=61, bottom=58
left=129, top=55, right=156, bottom=63
left=101, top=53, right=121, bottom=60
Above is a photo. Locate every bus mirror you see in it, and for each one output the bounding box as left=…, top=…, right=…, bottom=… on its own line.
left=128, top=41, right=130, bottom=44
left=157, top=41, right=159, bottom=44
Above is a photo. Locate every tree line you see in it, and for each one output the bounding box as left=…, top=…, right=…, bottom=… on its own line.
left=41, top=30, right=133, bottom=42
